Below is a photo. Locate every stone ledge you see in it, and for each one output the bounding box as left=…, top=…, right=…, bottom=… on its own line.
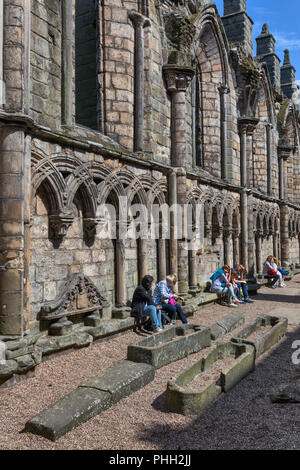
left=25, top=360, right=155, bottom=441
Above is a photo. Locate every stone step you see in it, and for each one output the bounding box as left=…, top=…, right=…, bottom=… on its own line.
left=25, top=360, right=155, bottom=441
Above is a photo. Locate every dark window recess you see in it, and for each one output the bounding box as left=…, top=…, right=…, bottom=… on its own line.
left=75, top=0, right=98, bottom=130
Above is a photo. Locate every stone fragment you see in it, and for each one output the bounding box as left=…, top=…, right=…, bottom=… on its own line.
left=270, top=383, right=300, bottom=403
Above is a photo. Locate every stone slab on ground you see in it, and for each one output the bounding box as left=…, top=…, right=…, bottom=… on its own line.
left=25, top=360, right=155, bottom=441
left=210, top=311, right=245, bottom=340
left=270, top=382, right=300, bottom=403
left=232, top=315, right=288, bottom=358
left=269, top=307, right=300, bottom=325
left=165, top=342, right=255, bottom=415
left=127, top=325, right=211, bottom=369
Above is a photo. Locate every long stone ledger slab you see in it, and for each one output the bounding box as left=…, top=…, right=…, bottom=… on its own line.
left=25, top=360, right=155, bottom=441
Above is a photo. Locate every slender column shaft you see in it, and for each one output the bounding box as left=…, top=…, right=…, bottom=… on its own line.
left=138, top=238, right=148, bottom=281
left=62, top=0, right=73, bottom=127
left=273, top=232, right=279, bottom=260
left=157, top=238, right=166, bottom=282
left=219, top=85, right=229, bottom=180
left=224, top=230, right=232, bottom=266
left=233, top=233, right=240, bottom=268
left=115, top=239, right=126, bottom=306
left=129, top=11, right=150, bottom=152
left=280, top=204, right=290, bottom=268
left=279, top=157, right=285, bottom=200
left=0, top=125, right=25, bottom=335
left=255, top=233, right=263, bottom=275
left=168, top=171, right=177, bottom=277
left=267, top=124, right=272, bottom=195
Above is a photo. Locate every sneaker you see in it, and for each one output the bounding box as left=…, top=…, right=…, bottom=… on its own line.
left=244, top=298, right=254, bottom=303
left=152, top=328, right=161, bottom=333
left=234, top=298, right=243, bottom=304
left=271, top=285, right=277, bottom=289
left=278, top=284, right=286, bottom=288
left=228, top=303, right=238, bottom=308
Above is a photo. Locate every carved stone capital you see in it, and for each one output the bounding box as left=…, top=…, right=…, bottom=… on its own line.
left=163, top=65, right=195, bottom=93
left=218, top=83, right=230, bottom=95
left=238, top=117, right=259, bottom=135
left=278, top=146, right=292, bottom=161
left=128, top=10, right=150, bottom=28
left=83, top=217, right=104, bottom=241
left=49, top=213, right=74, bottom=239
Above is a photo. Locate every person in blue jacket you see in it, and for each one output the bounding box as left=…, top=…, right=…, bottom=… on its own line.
left=210, top=265, right=242, bottom=307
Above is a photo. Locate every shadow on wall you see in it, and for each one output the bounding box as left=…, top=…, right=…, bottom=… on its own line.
left=137, top=326, right=300, bottom=450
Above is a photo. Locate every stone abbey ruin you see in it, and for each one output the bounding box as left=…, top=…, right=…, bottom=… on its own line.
left=0, top=0, right=300, bottom=388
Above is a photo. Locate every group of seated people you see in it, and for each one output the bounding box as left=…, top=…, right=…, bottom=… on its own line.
left=131, top=274, right=188, bottom=333
left=131, top=256, right=287, bottom=332
left=210, top=264, right=255, bottom=307
left=263, top=256, right=287, bottom=289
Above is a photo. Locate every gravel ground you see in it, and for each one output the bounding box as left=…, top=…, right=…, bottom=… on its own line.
left=0, top=276, right=300, bottom=450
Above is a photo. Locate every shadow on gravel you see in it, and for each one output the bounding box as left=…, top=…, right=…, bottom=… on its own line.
left=254, top=293, right=300, bottom=304
left=141, top=327, right=300, bottom=450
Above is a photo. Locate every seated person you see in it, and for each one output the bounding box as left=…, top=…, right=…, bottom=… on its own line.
left=210, top=265, right=242, bottom=307
left=263, top=256, right=283, bottom=289
left=131, top=275, right=162, bottom=333
left=231, top=265, right=254, bottom=303
left=153, top=274, right=188, bottom=325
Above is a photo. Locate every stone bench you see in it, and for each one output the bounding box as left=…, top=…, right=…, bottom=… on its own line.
left=231, top=315, right=288, bottom=358
left=165, top=341, right=255, bottom=415
left=127, top=324, right=211, bottom=369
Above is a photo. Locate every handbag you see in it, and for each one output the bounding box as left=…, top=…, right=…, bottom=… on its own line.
left=279, top=268, right=288, bottom=276
left=267, top=269, right=277, bottom=276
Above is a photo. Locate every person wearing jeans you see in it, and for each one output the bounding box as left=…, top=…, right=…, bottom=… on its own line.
left=233, top=265, right=254, bottom=303
left=210, top=265, right=242, bottom=307
left=153, top=274, right=188, bottom=325
left=131, top=275, right=162, bottom=333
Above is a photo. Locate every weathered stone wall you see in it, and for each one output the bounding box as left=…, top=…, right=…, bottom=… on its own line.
left=30, top=0, right=62, bottom=128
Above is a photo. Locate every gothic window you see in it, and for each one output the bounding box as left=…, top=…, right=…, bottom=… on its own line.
left=75, top=0, right=98, bottom=130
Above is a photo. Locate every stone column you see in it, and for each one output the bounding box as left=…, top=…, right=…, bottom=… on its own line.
left=219, top=84, right=230, bottom=180
left=278, top=146, right=292, bottom=268
left=115, top=238, right=126, bottom=307
left=238, top=118, right=258, bottom=273
left=280, top=203, right=290, bottom=268
left=3, top=0, right=31, bottom=113
left=168, top=170, right=177, bottom=277
left=266, top=123, right=273, bottom=195
left=233, top=230, right=240, bottom=268
left=129, top=11, right=150, bottom=152
left=62, top=0, right=73, bottom=127
left=0, top=0, right=4, bottom=108
left=157, top=238, right=166, bottom=282
left=255, top=230, right=263, bottom=275
left=0, top=124, right=26, bottom=335
left=273, top=231, right=279, bottom=260
left=223, top=228, right=232, bottom=266
left=164, top=66, right=194, bottom=295
left=138, top=238, right=148, bottom=281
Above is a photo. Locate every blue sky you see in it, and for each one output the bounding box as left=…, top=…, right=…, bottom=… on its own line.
left=213, top=0, right=300, bottom=84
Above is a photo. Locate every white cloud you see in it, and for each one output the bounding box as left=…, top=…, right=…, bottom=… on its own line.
left=273, top=33, right=300, bottom=50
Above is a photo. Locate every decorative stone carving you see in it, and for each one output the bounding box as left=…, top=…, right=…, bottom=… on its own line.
left=163, top=13, right=196, bottom=67
left=49, top=213, right=74, bottom=240
left=163, top=65, right=195, bottom=93
left=40, top=274, right=109, bottom=335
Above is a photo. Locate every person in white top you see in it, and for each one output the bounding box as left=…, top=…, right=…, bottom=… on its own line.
left=264, top=256, right=286, bottom=288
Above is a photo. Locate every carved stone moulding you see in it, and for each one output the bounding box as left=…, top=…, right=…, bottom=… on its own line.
left=83, top=217, right=105, bottom=242
left=49, top=213, right=74, bottom=240
left=40, top=274, right=109, bottom=336
left=238, top=116, right=259, bottom=135
left=163, top=65, right=195, bottom=93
